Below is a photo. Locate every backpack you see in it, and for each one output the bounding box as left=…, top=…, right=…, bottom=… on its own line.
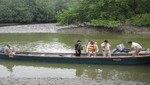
left=75, top=43, right=83, bottom=50
left=116, top=43, right=126, bottom=51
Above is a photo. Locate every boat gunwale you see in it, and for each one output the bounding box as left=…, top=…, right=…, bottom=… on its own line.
left=1, top=52, right=150, bottom=59
left=14, top=54, right=150, bottom=59
left=16, top=51, right=150, bottom=55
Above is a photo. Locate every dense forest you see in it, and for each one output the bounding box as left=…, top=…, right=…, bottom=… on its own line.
left=0, top=0, right=77, bottom=23
left=0, top=0, right=150, bottom=27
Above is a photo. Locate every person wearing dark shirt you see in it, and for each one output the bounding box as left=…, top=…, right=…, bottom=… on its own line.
left=75, top=40, right=83, bottom=57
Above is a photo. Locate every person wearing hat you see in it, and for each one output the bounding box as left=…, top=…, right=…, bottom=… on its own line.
left=75, top=40, right=83, bottom=57
left=101, top=40, right=111, bottom=57
left=128, top=41, right=142, bottom=56
left=86, top=40, right=99, bottom=57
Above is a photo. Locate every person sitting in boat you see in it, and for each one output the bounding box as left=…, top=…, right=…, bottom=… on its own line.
left=128, top=41, right=142, bottom=56
left=101, top=40, right=111, bottom=57
left=3, top=44, right=15, bottom=57
left=75, top=40, right=83, bottom=57
left=0, top=46, right=4, bottom=53
left=86, top=40, right=99, bottom=57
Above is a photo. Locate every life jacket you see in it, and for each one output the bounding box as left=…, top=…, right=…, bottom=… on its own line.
left=88, top=42, right=97, bottom=52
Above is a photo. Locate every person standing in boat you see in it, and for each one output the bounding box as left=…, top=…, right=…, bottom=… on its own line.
left=128, top=41, right=142, bottom=56
left=86, top=40, right=99, bottom=57
left=101, top=40, right=111, bottom=57
left=75, top=40, right=83, bottom=57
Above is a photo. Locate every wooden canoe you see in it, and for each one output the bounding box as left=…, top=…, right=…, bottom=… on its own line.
left=0, top=51, right=150, bottom=65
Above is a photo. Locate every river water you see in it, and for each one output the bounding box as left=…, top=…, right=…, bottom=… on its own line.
left=0, top=32, right=150, bottom=83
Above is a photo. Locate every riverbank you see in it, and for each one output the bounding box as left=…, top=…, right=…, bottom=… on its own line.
left=0, top=23, right=77, bottom=33
left=0, top=23, right=149, bottom=34
left=0, top=77, right=148, bottom=85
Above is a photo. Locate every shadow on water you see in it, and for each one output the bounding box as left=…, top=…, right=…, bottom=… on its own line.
left=0, top=59, right=149, bottom=82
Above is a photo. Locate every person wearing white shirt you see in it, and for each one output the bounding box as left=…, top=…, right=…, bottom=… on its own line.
left=101, top=40, right=111, bottom=57
left=128, top=41, right=142, bottom=56
left=4, top=44, right=15, bottom=57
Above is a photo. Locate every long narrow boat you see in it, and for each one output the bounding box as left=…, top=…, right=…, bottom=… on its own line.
left=0, top=51, right=150, bottom=65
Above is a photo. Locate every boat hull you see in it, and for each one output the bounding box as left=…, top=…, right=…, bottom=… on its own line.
left=0, top=52, right=150, bottom=65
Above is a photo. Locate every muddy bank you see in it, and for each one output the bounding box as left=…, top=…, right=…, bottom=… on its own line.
left=0, top=23, right=77, bottom=33
left=58, top=24, right=150, bottom=34
left=119, top=21, right=150, bottom=34
left=57, top=27, right=105, bottom=34
left=0, top=78, right=148, bottom=85
left=0, top=23, right=149, bottom=34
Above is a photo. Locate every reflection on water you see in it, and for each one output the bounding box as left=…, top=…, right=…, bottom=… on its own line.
left=0, top=60, right=149, bottom=82
left=0, top=65, right=11, bottom=77
left=0, top=64, right=76, bottom=78
left=12, top=66, right=76, bottom=78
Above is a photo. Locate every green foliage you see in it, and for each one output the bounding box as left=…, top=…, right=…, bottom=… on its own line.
left=56, top=0, right=150, bottom=27
left=56, top=8, right=80, bottom=25
left=0, top=0, right=14, bottom=22
left=129, top=13, right=150, bottom=26
left=91, top=19, right=121, bottom=28
left=0, top=0, right=77, bottom=23
left=32, top=0, right=54, bottom=22
left=0, top=0, right=149, bottom=27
